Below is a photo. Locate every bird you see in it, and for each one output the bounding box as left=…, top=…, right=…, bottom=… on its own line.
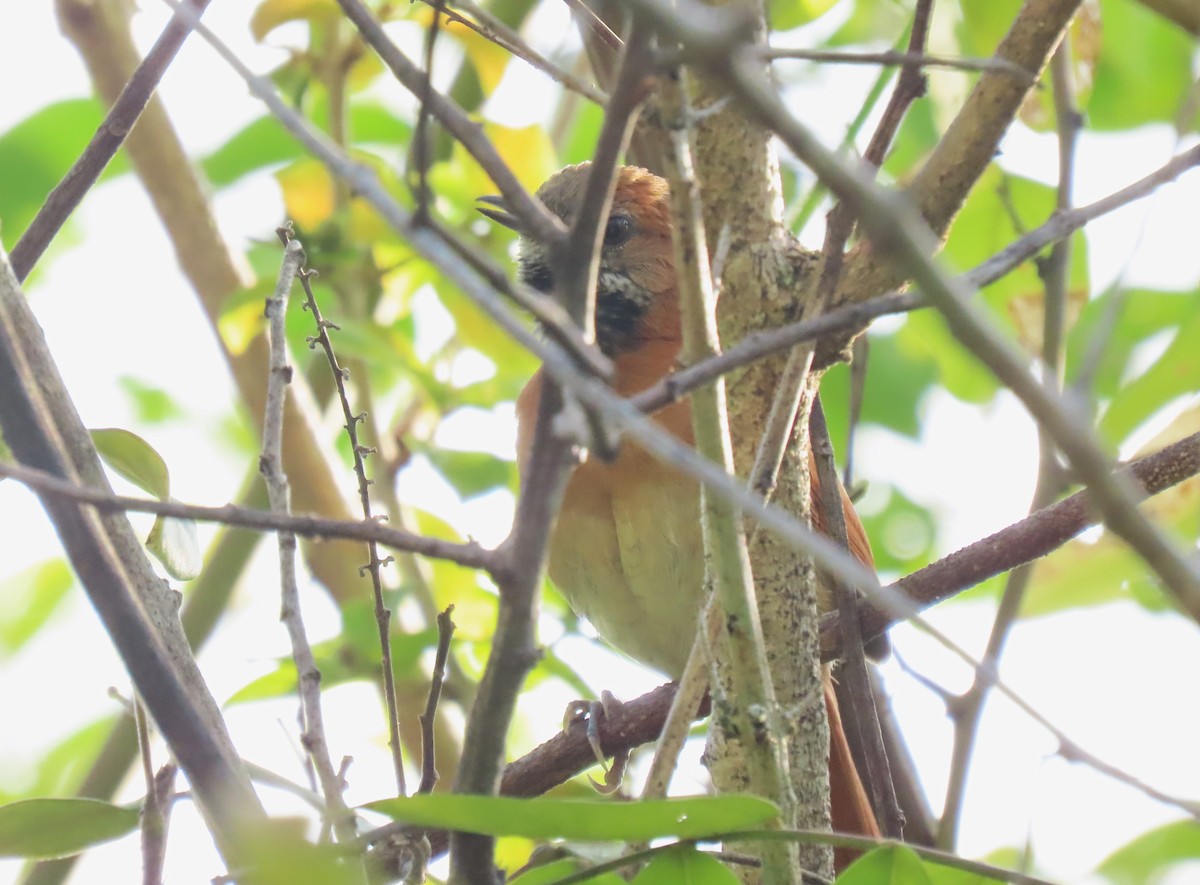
left=484, top=163, right=880, bottom=867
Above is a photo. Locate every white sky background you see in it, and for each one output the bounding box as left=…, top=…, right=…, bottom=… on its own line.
left=0, top=2, right=1199, bottom=883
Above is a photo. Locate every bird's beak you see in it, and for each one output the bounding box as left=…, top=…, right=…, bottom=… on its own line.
left=476, top=194, right=521, bottom=232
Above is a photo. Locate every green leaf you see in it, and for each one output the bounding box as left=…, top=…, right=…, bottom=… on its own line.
left=633, top=845, right=739, bottom=884
left=425, top=447, right=516, bottom=498
left=858, top=485, right=937, bottom=576
left=1098, top=304, right=1200, bottom=446
left=0, top=798, right=138, bottom=859
left=897, top=166, right=1090, bottom=406
left=829, top=0, right=910, bottom=46
left=201, top=106, right=409, bottom=190
left=958, top=1, right=1024, bottom=57
left=0, top=560, right=74, bottom=655
left=511, top=857, right=625, bottom=884
left=362, top=794, right=778, bottom=842
left=925, top=860, right=1005, bottom=884
left=250, top=0, right=339, bottom=41
left=821, top=331, right=940, bottom=442
left=27, top=717, right=120, bottom=800
left=117, top=376, right=187, bottom=424
left=1087, top=0, right=1195, bottom=130
left=836, top=844, right=935, bottom=884
left=1096, top=820, right=1200, bottom=885
left=91, top=428, right=171, bottom=500
left=90, top=428, right=201, bottom=579
left=0, top=99, right=129, bottom=249
left=769, top=0, right=840, bottom=31
left=238, top=820, right=363, bottom=885
left=225, top=627, right=438, bottom=705
left=1066, top=287, right=1200, bottom=403
left=145, top=514, right=201, bottom=581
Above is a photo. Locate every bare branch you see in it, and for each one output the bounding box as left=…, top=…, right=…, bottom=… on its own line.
left=0, top=459, right=496, bottom=570
left=427, top=0, right=607, bottom=104
left=334, top=0, right=566, bottom=248
left=839, top=430, right=1200, bottom=645
left=760, top=47, right=1036, bottom=82
left=418, top=607, right=457, bottom=795
left=295, top=257, right=408, bottom=798
left=12, top=0, right=213, bottom=281
left=0, top=234, right=264, bottom=872
left=260, top=232, right=359, bottom=843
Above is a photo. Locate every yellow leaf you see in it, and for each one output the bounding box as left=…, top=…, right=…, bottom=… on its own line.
left=411, top=7, right=512, bottom=94
left=219, top=300, right=266, bottom=357
left=1005, top=285, right=1087, bottom=355
left=276, top=158, right=336, bottom=228
left=435, top=122, right=557, bottom=206
left=250, top=0, right=339, bottom=41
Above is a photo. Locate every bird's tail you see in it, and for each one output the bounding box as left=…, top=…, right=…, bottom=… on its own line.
left=825, top=672, right=881, bottom=871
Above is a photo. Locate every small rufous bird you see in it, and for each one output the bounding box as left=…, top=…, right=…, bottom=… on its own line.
left=486, top=163, right=879, bottom=865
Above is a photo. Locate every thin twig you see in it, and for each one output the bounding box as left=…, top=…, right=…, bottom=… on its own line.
left=334, top=0, right=566, bottom=248
left=134, top=700, right=172, bottom=885
left=633, top=143, right=1200, bottom=415
left=937, top=40, right=1082, bottom=852
left=425, top=0, right=607, bottom=104
left=640, top=619, right=711, bottom=800
left=295, top=256, right=408, bottom=798
left=747, top=0, right=930, bottom=502
left=418, top=607, right=456, bottom=794
left=643, top=3, right=1200, bottom=615
left=900, top=659, right=1200, bottom=822
left=410, top=0, right=443, bottom=227
left=0, top=459, right=495, bottom=570
left=561, top=0, right=623, bottom=52
left=10, top=0, right=212, bottom=281
left=839, top=429, right=1200, bottom=645
left=539, top=831, right=1057, bottom=885
left=175, top=0, right=1199, bottom=755
left=759, top=47, right=1036, bottom=83
left=261, top=231, right=359, bottom=843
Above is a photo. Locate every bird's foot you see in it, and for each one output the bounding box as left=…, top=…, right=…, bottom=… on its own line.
left=563, top=690, right=630, bottom=794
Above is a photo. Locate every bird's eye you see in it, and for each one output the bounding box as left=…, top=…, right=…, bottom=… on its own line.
left=603, top=215, right=633, bottom=247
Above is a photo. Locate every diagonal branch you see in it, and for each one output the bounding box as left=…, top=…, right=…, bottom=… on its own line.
left=0, top=246, right=265, bottom=870
left=12, top=0, right=213, bottom=280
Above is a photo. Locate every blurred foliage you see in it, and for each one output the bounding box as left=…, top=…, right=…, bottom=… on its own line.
left=0, top=0, right=1198, bottom=879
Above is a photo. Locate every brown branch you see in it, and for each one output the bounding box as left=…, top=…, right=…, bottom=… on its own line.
left=70, top=0, right=370, bottom=610
left=759, top=47, right=1036, bottom=82
left=11, top=0, right=212, bottom=281
left=632, top=142, right=1200, bottom=415
left=430, top=0, right=607, bottom=104
left=393, top=430, right=1200, bottom=863
left=261, top=233, right=359, bottom=844
left=418, top=607, right=457, bottom=795
left=0, top=459, right=496, bottom=570
left=295, top=255, right=408, bottom=798
left=937, top=40, right=1084, bottom=852
left=334, top=0, right=566, bottom=248
left=839, top=429, right=1200, bottom=646
left=0, top=234, right=265, bottom=872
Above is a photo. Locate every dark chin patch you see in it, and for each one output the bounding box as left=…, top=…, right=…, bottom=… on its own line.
left=517, top=261, right=651, bottom=357
left=595, top=271, right=652, bottom=356
left=519, top=261, right=554, bottom=294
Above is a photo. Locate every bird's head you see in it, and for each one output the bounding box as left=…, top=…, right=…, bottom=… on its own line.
left=480, top=164, right=679, bottom=357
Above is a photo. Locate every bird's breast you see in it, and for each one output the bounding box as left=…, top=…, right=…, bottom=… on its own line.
left=548, top=408, right=704, bottom=679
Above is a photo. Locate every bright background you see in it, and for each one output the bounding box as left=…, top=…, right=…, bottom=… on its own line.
left=1, top=1, right=1199, bottom=883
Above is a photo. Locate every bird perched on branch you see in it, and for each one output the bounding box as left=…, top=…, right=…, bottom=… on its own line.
left=483, top=163, right=880, bottom=866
